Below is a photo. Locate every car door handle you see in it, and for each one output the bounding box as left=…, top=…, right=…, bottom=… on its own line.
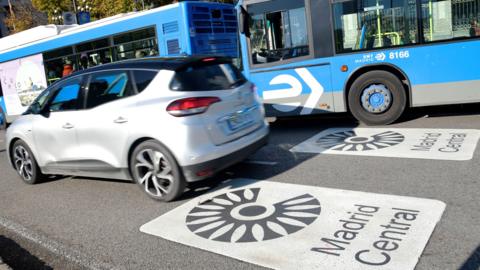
left=62, top=123, right=74, bottom=129
left=113, top=117, right=128, bottom=124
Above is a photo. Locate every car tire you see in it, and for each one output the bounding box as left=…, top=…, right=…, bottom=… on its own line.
left=348, top=71, right=407, bottom=126
left=11, top=140, right=44, bottom=184
left=0, top=107, right=6, bottom=130
left=130, top=140, right=185, bottom=202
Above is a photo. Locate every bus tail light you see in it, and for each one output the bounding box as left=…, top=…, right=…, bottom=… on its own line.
left=167, top=97, right=221, bottom=117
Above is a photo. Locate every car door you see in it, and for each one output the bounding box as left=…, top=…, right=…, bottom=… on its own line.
left=74, top=70, right=137, bottom=176
left=32, top=76, right=85, bottom=173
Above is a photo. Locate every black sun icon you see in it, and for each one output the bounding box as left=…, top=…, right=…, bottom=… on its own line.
left=316, top=130, right=405, bottom=151
left=186, top=188, right=321, bottom=243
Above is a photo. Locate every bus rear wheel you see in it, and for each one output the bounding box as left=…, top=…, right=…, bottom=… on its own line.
left=348, top=70, right=406, bottom=126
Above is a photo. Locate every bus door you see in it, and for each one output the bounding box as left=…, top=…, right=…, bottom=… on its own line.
left=240, top=0, right=335, bottom=116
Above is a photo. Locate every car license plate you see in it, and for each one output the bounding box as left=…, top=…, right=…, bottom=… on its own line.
left=227, top=110, right=254, bottom=131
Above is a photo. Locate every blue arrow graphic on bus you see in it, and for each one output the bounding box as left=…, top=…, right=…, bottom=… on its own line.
left=263, top=68, right=324, bottom=115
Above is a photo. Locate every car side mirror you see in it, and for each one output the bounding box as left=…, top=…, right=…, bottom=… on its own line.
left=39, top=106, right=51, bottom=118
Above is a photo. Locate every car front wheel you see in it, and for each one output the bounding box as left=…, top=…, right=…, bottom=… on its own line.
left=130, top=140, right=185, bottom=202
left=12, top=140, right=43, bottom=184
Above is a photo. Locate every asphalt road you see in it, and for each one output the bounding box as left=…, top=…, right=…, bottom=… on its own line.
left=0, top=105, right=479, bottom=270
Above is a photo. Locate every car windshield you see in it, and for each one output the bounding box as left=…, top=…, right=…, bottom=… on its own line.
left=170, top=63, right=246, bottom=91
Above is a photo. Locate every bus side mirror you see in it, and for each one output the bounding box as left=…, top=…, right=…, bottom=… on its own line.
left=239, top=6, right=250, bottom=38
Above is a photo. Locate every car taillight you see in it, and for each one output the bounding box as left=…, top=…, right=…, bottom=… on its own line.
left=167, top=97, right=221, bottom=117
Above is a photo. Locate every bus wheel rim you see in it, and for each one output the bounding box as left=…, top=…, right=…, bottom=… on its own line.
left=360, top=84, right=392, bottom=114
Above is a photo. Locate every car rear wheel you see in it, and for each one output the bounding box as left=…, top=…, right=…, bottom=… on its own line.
left=12, top=140, right=44, bottom=184
left=348, top=71, right=407, bottom=126
left=130, top=140, right=185, bottom=202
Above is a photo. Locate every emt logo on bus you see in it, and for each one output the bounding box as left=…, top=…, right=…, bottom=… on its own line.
left=262, top=68, right=324, bottom=115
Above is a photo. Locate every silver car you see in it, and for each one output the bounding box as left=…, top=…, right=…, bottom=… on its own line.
left=6, top=57, right=269, bottom=201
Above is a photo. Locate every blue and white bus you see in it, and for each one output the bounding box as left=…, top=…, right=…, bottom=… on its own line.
left=237, top=0, right=480, bottom=125
left=0, top=1, right=238, bottom=127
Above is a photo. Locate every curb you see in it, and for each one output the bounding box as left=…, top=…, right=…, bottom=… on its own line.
left=0, top=216, right=117, bottom=270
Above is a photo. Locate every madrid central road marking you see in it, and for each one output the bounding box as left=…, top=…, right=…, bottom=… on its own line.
left=141, top=179, right=445, bottom=270
left=290, top=128, right=480, bottom=161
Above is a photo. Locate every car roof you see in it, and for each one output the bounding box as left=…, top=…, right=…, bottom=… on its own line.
left=48, top=56, right=233, bottom=89
left=73, top=56, right=233, bottom=75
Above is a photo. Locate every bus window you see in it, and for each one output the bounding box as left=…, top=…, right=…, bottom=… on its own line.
left=332, top=0, right=418, bottom=53
left=113, top=27, right=159, bottom=60
left=75, top=38, right=113, bottom=67
left=43, top=46, right=76, bottom=84
left=248, top=0, right=309, bottom=65
left=422, top=0, right=480, bottom=42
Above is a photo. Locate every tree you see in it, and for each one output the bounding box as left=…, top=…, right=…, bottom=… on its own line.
left=4, top=1, right=47, bottom=33
left=31, top=0, right=237, bottom=24
left=90, top=0, right=136, bottom=19
left=32, top=0, right=73, bottom=23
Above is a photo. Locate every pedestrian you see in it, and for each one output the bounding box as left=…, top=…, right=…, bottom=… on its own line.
left=135, top=50, right=147, bottom=58
left=80, top=56, right=89, bottom=70
left=62, top=59, right=74, bottom=77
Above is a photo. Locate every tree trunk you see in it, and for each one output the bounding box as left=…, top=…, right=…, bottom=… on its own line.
left=7, top=0, right=15, bottom=31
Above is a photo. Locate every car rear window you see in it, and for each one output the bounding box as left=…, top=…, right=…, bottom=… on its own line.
left=170, top=63, right=246, bottom=91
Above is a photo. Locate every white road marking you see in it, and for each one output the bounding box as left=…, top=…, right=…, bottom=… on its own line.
left=291, top=128, right=480, bottom=161
left=141, top=179, right=445, bottom=270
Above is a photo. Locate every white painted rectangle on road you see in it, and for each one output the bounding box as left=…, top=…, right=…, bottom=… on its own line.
left=290, top=128, right=480, bottom=161
left=141, top=179, right=445, bottom=270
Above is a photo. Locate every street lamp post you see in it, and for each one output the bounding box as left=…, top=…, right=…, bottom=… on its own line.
left=72, top=0, right=78, bottom=13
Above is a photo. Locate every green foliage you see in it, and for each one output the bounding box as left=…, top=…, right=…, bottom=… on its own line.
left=32, top=0, right=71, bottom=22
left=90, top=0, right=136, bottom=19
left=32, top=0, right=236, bottom=23
left=4, top=1, right=47, bottom=33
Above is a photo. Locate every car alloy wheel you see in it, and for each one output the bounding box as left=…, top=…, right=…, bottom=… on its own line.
left=13, top=145, right=34, bottom=182
left=130, top=140, right=185, bottom=202
left=134, top=149, right=174, bottom=198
